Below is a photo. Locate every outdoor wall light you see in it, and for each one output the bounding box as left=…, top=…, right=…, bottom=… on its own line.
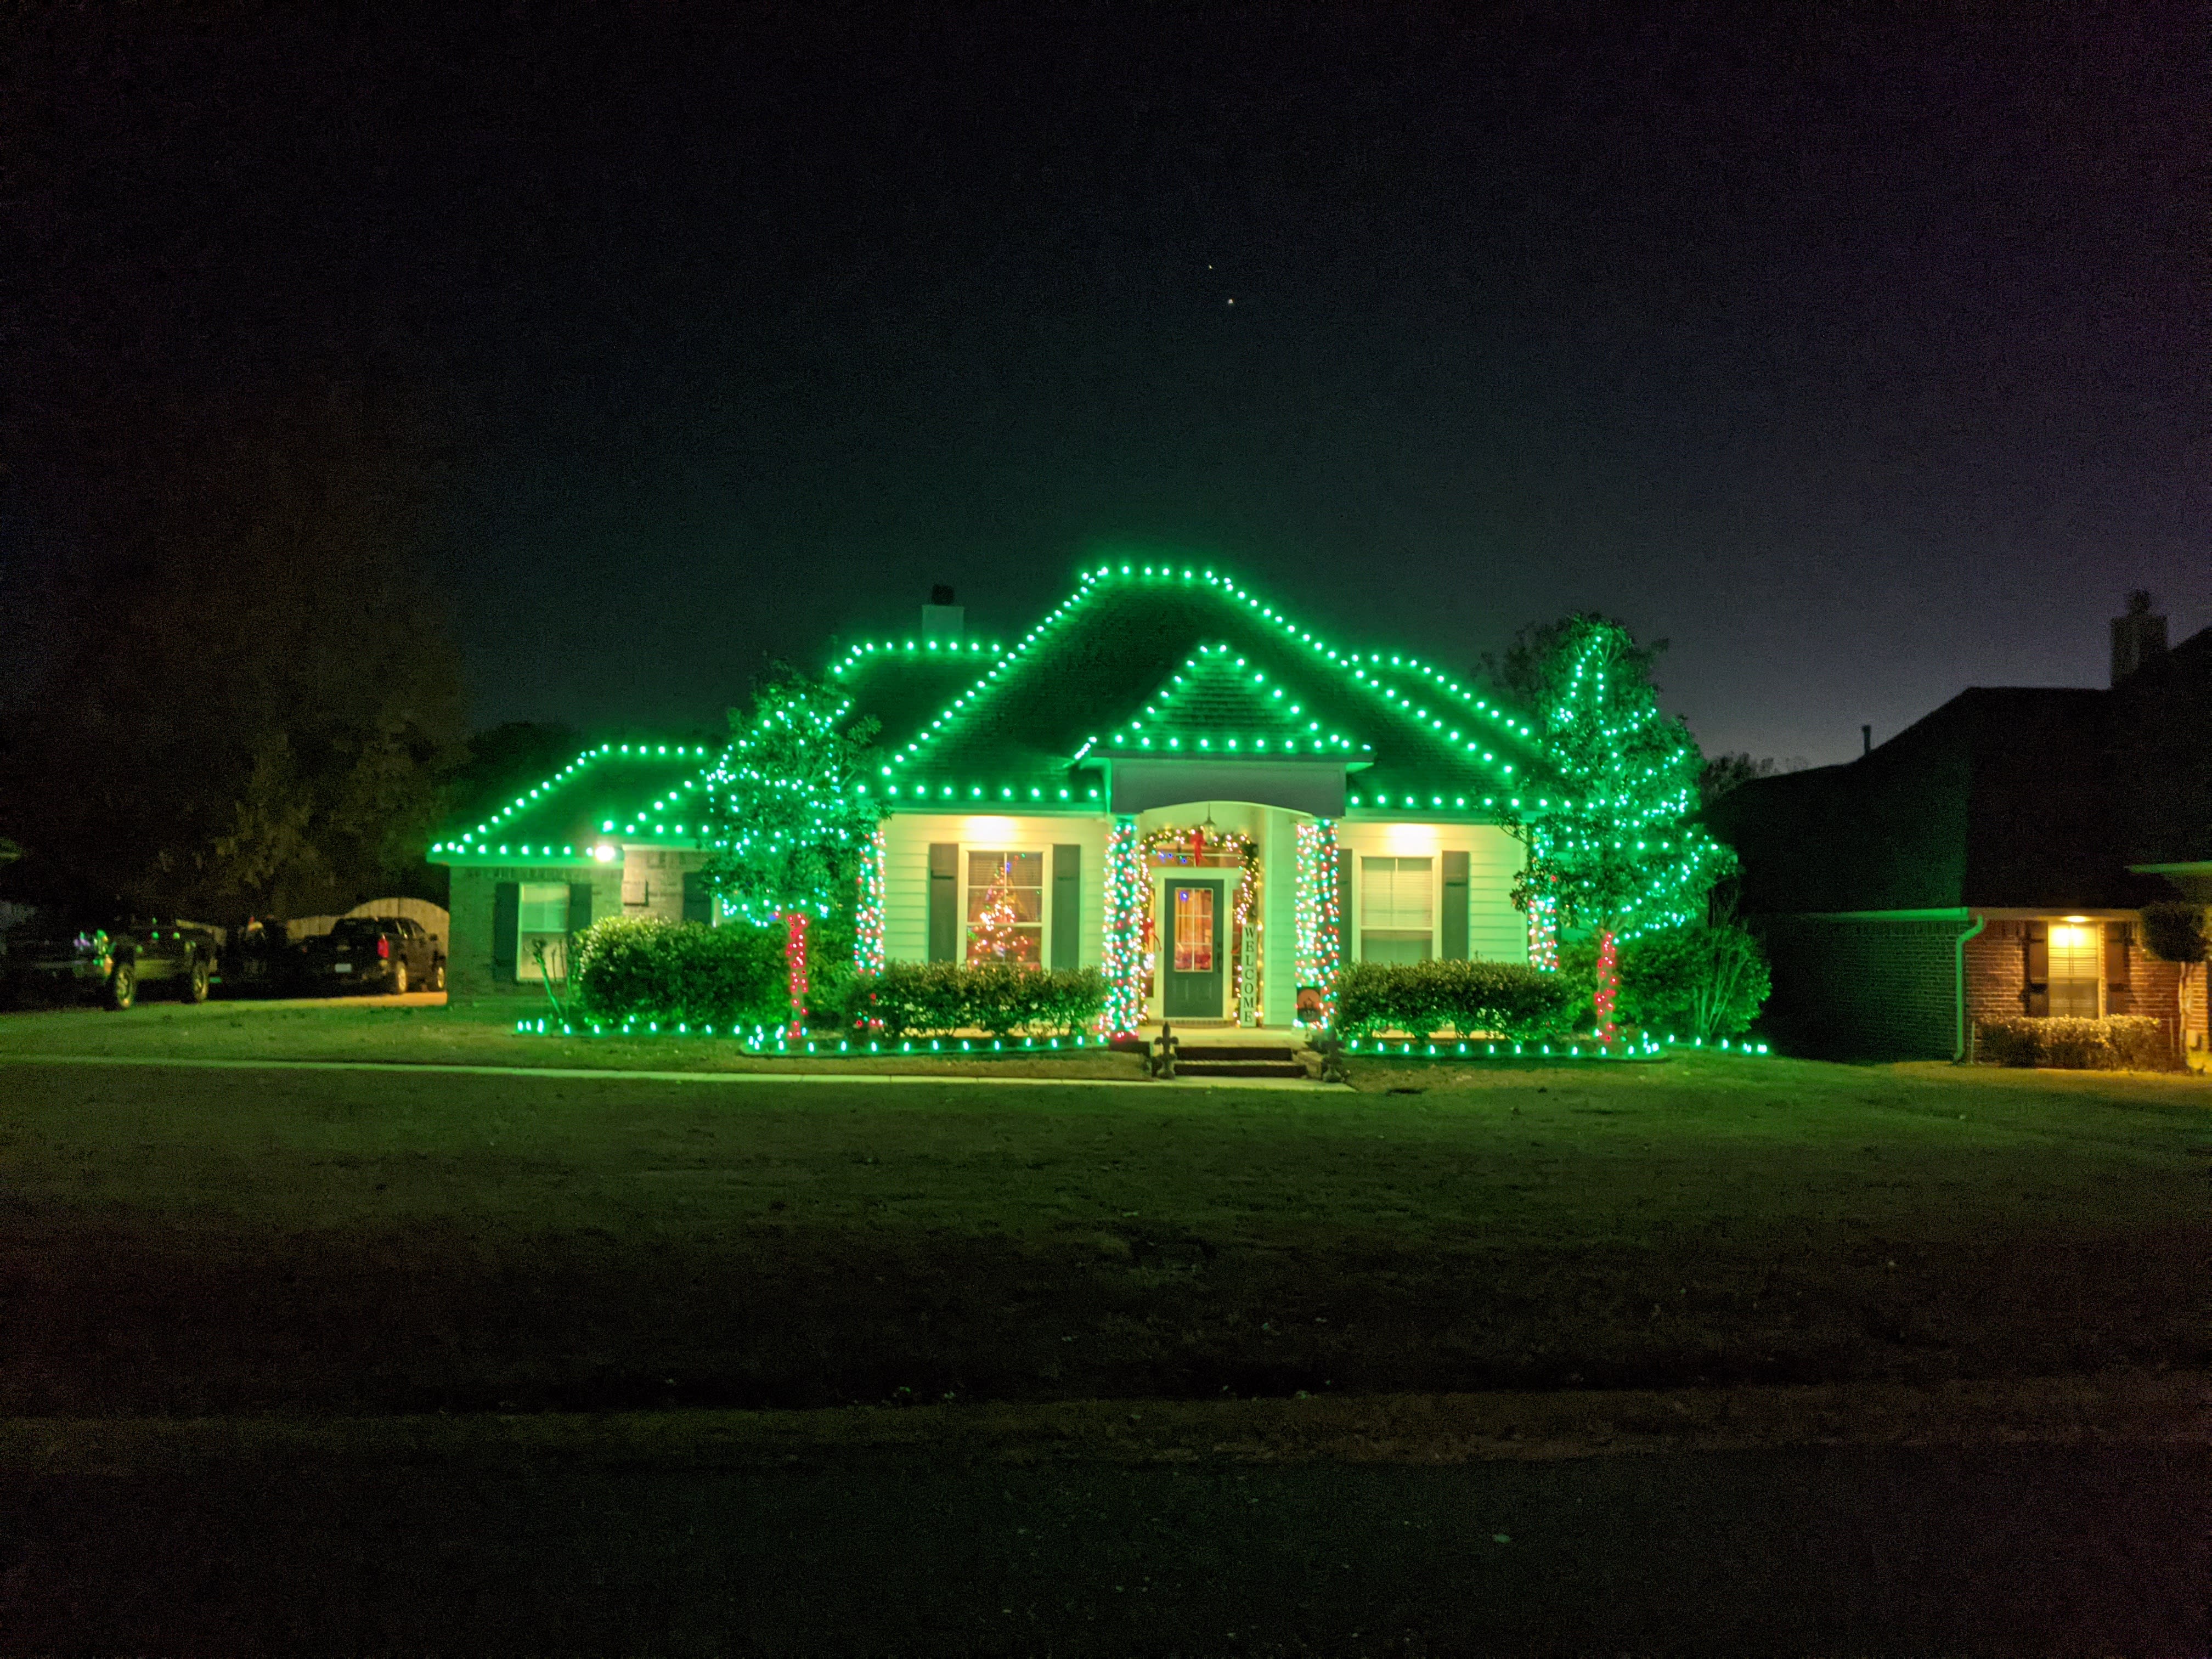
left=593, top=844, right=617, bottom=863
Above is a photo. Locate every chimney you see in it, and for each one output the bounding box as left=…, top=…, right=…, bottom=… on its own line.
left=922, top=583, right=963, bottom=645
left=1861, top=724, right=1871, bottom=757
left=2111, top=589, right=2168, bottom=686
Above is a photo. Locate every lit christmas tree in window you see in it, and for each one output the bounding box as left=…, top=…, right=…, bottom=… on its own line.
left=967, top=857, right=1034, bottom=964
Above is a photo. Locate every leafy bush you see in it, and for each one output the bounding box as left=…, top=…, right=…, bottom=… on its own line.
left=2138, top=901, right=2209, bottom=966
left=1976, top=1014, right=2170, bottom=1070
left=855, top=961, right=1107, bottom=1037
left=1616, top=923, right=1772, bottom=1040
left=570, top=916, right=786, bottom=1026
left=1336, top=958, right=1583, bottom=1040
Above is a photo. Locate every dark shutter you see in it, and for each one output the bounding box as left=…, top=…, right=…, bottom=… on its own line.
left=2024, top=921, right=2049, bottom=1017
left=928, top=843, right=959, bottom=962
left=492, top=881, right=520, bottom=979
left=680, top=871, right=712, bottom=924
left=569, top=882, right=595, bottom=933
left=1335, top=849, right=1353, bottom=963
left=1051, top=844, right=1080, bottom=969
left=2106, top=921, right=2132, bottom=1012
left=1441, top=850, right=1470, bottom=961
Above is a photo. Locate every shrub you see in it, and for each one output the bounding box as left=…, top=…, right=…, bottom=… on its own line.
left=1616, top=923, right=1772, bottom=1040
left=570, top=916, right=786, bottom=1026
left=2138, top=901, right=2209, bottom=966
left=1336, top=958, right=1583, bottom=1041
left=1975, top=1014, right=2170, bottom=1070
left=855, top=961, right=1108, bottom=1037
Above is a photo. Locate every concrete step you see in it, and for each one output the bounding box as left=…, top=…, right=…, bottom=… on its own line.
left=1173, top=1045, right=1304, bottom=1064
left=1172, top=1059, right=1311, bottom=1079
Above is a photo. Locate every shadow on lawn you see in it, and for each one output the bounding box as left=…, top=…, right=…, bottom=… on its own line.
left=5, top=1217, right=2204, bottom=1415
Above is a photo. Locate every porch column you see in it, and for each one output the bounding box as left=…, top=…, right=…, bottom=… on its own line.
left=1262, top=807, right=1300, bottom=1027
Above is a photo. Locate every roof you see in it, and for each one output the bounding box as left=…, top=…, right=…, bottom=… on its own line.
left=830, top=561, right=1558, bottom=816
left=428, top=741, right=715, bottom=867
left=1705, top=686, right=2172, bottom=913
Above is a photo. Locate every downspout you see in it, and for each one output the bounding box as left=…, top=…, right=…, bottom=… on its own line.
left=1952, top=911, right=1988, bottom=1063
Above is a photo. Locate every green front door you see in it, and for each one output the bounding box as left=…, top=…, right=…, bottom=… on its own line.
left=1161, top=877, right=1224, bottom=1020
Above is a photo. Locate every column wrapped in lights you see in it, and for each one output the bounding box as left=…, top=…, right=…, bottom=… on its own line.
left=1525, top=881, right=1560, bottom=972
left=1293, top=817, right=1342, bottom=1028
left=854, top=822, right=888, bottom=977
left=1102, top=817, right=1148, bottom=1034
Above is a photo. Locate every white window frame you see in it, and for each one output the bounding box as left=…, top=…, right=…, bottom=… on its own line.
left=961, top=844, right=1049, bottom=967
left=2046, top=921, right=2103, bottom=1018
left=516, top=882, right=571, bottom=983
left=1358, top=854, right=1436, bottom=964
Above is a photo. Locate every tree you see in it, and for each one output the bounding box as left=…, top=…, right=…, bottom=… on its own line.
left=698, top=670, right=882, bottom=1034
left=0, top=381, right=465, bottom=918
left=967, top=859, right=1034, bottom=964
left=1500, top=614, right=1736, bottom=1043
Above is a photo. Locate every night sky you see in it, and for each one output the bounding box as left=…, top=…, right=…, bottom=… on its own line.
left=7, top=4, right=2202, bottom=765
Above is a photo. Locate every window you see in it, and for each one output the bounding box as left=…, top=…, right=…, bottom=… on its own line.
left=966, top=850, right=1043, bottom=964
left=515, top=884, right=571, bottom=983
left=2047, top=922, right=2100, bottom=1017
left=518, top=884, right=569, bottom=934
left=1361, top=856, right=1433, bottom=964
left=1172, top=884, right=1215, bottom=972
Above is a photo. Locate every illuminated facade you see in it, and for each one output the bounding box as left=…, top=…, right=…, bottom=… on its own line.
left=430, top=563, right=1561, bottom=1022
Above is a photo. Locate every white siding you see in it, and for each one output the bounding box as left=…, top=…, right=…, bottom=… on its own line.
left=1334, top=820, right=1527, bottom=966
left=880, top=812, right=1112, bottom=967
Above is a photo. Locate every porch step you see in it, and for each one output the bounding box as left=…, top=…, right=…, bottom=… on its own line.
left=1167, top=1043, right=1311, bottom=1080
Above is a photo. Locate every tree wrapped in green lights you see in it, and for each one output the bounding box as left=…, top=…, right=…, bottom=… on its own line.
left=699, top=671, right=882, bottom=1035
left=1502, top=615, right=1735, bottom=1044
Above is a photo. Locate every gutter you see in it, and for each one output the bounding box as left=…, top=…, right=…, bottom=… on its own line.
left=1953, top=911, right=1988, bottom=1063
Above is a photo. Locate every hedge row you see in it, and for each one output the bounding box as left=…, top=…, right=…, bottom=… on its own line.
left=1977, top=1014, right=2169, bottom=1070
left=855, top=961, right=1107, bottom=1037
left=569, top=917, right=786, bottom=1026
left=1336, top=959, right=1583, bottom=1041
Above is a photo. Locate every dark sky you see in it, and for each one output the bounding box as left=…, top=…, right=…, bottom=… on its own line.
left=7, top=4, right=2203, bottom=764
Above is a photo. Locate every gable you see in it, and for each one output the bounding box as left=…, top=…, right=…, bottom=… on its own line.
left=430, top=741, right=715, bottom=866
left=836, top=561, right=1558, bottom=816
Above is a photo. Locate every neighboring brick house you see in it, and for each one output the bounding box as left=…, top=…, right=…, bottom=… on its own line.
left=1705, top=600, right=2208, bottom=1061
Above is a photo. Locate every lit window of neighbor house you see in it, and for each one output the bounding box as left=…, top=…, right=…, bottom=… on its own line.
left=2046, top=921, right=2100, bottom=1017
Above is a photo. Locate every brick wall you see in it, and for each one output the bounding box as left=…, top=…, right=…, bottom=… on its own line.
left=1966, top=922, right=2030, bottom=1026
left=447, top=864, right=624, bottom=1005
left=1754, top=915, right=1968, bottom=1059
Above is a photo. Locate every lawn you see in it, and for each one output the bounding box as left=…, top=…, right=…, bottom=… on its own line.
left=0, top=1004, right=2205, bottom=1415
left=0, top=996, right=1149, bottom=1077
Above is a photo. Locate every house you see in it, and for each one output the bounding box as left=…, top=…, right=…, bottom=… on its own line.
left=431, top=562, right=1562, bottom=1024
left=1703, top=597, right=2210, bottom=1062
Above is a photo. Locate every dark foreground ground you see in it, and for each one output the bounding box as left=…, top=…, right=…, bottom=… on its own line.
left=4, top=1432, right=2204, bottom=1654
left=1, top=1048, right=2207, bottom=1413
left=1, top=1023, right=2207, bottom=1651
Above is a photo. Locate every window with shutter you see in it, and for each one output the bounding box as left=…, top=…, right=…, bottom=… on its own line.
left=1361, top=856, right=1433, bottom=964
left=2046, top=922, right=2098, bottom=1017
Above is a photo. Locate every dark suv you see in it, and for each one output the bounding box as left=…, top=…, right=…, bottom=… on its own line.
left=295, top=915, right=445, bottom=995
left=0, top=908, right=220, bottom=1009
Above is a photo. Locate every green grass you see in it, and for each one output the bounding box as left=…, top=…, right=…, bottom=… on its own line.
left=0, top=996, right=1149, bottom=1076
left=0, top=1002, right=2206, bottom=1415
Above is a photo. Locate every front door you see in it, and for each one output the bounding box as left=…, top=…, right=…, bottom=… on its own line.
left=1161, top=877, right=1224, bottom=1019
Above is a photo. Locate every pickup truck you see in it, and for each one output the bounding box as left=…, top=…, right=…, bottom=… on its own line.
left=0, top=908, right=219, bottom=1009
left=294, top=915, right=445, bottom=995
